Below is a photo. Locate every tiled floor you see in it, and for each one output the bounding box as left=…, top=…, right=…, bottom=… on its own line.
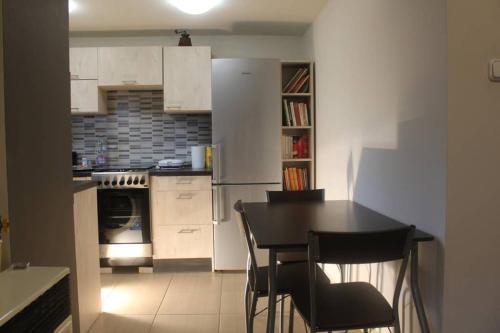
left=90, top=271, right=360, bottom=333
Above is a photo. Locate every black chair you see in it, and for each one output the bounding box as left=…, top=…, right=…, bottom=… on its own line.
left=266, top=189, right=325, bottom=264
left=266, top=189, right=325, bottom=203
left=291, top=226, right=416, bottom=333
left=233, top=200, right=329, bottom=333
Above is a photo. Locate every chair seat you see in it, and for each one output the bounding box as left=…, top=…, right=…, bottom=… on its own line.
left=292, top=281, right=394, bottom=331
left=252, top=262, right=330, bottom=296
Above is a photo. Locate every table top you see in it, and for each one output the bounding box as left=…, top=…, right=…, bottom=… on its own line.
left=243, top=200, right=434, bottom=249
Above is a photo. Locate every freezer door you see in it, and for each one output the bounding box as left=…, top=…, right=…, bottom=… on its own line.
left=212, top=59, right=282, bottom=184
left=213, top=183, right=281, bottom=270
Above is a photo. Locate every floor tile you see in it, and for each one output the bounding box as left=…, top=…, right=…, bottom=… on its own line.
left=88, top=313, right=154, bottom=333
left=102, top=273, right=172, bottom=315
left=99, top=273, right=125, bottom=302
left=158, top=272, right=222, bottom=314
left=150, top=314, right=219, bottom=333
left=219, top=272, right=290, bottom=315
left=220, top=273, right=247, bottom=314
left=219, top=313, right=281, bottom=333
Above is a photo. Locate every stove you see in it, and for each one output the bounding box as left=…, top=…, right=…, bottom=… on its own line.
left=91, top=164, right=154, bottom=268
left=91, top=165, right=154, bottom=189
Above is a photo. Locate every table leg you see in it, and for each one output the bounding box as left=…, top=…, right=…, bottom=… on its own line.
left=410, top=243, right=431, bottom=333
left=267, top=249, right=277, bottom=333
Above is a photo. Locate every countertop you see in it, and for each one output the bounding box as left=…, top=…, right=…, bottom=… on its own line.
left=73, top=180, right=98, bottom=193
left=148, top=167, right=212, bottom=176
left=73, top=166, right=212, bottom=177
left=0, top=266, right=70, bottom=326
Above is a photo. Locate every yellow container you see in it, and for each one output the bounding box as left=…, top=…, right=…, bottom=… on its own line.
left=205, top=146, right=213, bottom=169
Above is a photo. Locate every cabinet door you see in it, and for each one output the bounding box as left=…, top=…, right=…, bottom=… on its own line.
left=152, top=190, right=212, bottom=226
left=153, top=225, right=213, bottom=259
left=98, top=46, right=163, bottom=88
left=70, top=48, right=98, bottom=80
left=163, top=47, right=212, bottom=112
left=71, top=80, right=99, bottom=114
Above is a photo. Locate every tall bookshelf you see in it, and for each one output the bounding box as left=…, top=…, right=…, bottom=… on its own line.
left=280, top=61, right=315, bottom=191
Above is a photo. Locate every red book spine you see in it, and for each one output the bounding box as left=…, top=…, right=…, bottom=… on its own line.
left=302, top=135, right=309, bottom=158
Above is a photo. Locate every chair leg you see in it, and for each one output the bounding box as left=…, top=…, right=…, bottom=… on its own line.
left=244, top=282, right=250, bottom=332
left=394, top=321, right=401, bottom=333
left=288, top=301, right=294, bottom=333
left=280, top=295, right=285, bottom=333
left=248, top=291, right=258, bottom=333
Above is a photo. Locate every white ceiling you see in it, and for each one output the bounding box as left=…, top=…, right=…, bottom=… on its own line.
left=69, top=0, right=327, bottom=36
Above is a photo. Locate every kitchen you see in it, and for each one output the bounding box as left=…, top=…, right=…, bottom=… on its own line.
left=67, top=1, right=318, bottom=331
left=2, top=0, right=498, bottom=333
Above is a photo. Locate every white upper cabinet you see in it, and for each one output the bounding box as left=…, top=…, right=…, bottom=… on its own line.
left=70, top=48, right=98, bottom=80
left=98, top=46, right=163, bottom=88
left=71, top=80, right=104, bottom=114
left=163, top=47, right=212, bottom=113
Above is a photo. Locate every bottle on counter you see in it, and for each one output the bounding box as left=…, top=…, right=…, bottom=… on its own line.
left=95, top=139, right=108, bottom=166
left=205, top=146, right=212, bottom=169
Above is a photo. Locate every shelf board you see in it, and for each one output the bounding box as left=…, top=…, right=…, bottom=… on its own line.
left=282, top=126, right=312, bottom=130
left=282, top=158, right=312, bottom=162
left=282, top=93, right=312, bottom=97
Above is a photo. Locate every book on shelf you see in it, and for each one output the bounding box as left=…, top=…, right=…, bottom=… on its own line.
left=283, top=167, right=309, bottom=191
left=282, top=134, right=309, bottom=159
left=282, top=100, right=310, bottom=126
left=283, top=68, right=310, bottom=93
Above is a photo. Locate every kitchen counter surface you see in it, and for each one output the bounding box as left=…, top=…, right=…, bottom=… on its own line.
left=0, top=266, right=70, bottom=326
left=73, top=180, right=98, bottom=193
left=72, top=166, right=212, bottom=178
left=148, top=167, right=213, bottom=176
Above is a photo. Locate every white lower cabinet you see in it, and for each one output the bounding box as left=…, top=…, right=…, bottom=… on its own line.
left=151, top=176, right=213, bottom=260
left=154, top=225, right=213, bottom=259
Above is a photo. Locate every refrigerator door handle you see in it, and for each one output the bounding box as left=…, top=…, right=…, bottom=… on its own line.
left=212, top=185, right=225, bottom=225
left=212, top=143, right=222, bottom=184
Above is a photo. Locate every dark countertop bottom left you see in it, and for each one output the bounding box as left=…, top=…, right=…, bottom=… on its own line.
left=73, top=180, right=98, bottom=194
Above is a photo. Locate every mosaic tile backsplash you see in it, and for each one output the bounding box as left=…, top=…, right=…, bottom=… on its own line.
left=71, top=90, right=211, bottom=166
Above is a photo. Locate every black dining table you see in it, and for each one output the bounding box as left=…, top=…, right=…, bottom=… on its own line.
left=242, top=200, right=434, bottom=333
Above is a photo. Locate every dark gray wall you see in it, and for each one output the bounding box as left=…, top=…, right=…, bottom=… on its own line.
left=3, top=0, right=78, bottom=328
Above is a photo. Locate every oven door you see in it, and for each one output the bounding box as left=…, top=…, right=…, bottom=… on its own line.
left=97, top=189, right=151, bottom=245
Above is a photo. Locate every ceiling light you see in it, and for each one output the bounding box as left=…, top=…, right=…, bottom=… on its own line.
left=68, top=0, right=78, bottom=13
left=168, top=0, right=222, bottom=15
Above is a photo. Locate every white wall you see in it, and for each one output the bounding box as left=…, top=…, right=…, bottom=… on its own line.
left=70, top=34, right=310, bottom=60
left=443, top=0, right=500, bottom=332
left=308, top=0, right=448, bottom=331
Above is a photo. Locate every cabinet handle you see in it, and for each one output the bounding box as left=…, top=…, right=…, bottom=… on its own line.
left=71, top=107, right=80, bottom=111
left=122, top=80, right=137, bottom=85
left=178, top=228, right=198, bottom=234
left=176, top=193, right=194, bottom=200
left=70, top=74, right=79, bottom=80
left=176, top=178, right=193, bottom=185
left=165, top=105, right=182, bottom=109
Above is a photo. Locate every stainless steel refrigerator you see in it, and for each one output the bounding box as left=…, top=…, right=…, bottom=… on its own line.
left=212, top=58, right=282, bottom=270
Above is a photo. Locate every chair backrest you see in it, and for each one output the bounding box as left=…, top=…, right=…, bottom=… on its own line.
left=307, top=226, right=415, bottom=330
left=233, top=200, right=259, bottom=290
left=308, top=227, right=415, bottom=265
left=266, top=189, right=325, bottom=203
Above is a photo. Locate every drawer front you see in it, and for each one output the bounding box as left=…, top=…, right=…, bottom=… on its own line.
left=153, top=190, right=212, bottom=225
left=153, top=225, right=213, bottom=259
left=152, top=176, right=211, bottom=191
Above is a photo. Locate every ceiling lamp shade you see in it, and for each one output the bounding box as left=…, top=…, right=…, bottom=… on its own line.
left=168, top=0, right=222, bottom=15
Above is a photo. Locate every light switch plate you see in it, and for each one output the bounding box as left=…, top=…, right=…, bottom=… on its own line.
left=489, top=59, right=500, bottom=81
